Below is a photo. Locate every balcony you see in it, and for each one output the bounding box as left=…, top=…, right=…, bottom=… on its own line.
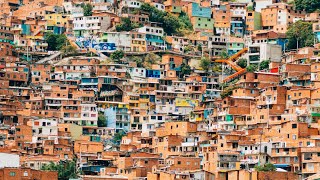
left=219, top=156, right=240, bottom=162
left=39, top=42, right=48, bottom=47
left=241, top=159, right=259, bottom=164
left=45, top=101, right=62, bottom=106
left=217, top=162, right=238, bottom=171
left=181, top=141, right=198, bottom=147
left=217, top=111, right=227, bottom=116
left=302, top=165, right=316, bottom=174
left=271, top=151, right=298, bottom=157
left=12, top=26, right=22, bottom=31
left=139, top=99, right=149, bottom=103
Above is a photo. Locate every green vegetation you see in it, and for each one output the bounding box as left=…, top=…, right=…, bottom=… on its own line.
left=140, top=3, right=193, bottom=35
left=212, top=64, right=222, bottom=72
left=98, top=112, right=107, bottom=127
left=82, top=3, right=93, bottom=16
left=61, top=45, right=77, bottom=56
left=200, top=57, right=211, bottom=72
left=110, top=50, right=125, bottom=61
left=144, top=53, right=161, bottom=68
left=41, top=160, right=78, bottom=180
left=246, top=64, right=258, bottom=72
left=113, top=131, right=126, bottom=144
left=45, top=33, right=67, bottom=51
left=255, top=163, right=276, bottom=172
left=220, top=51, right=229, bottom=59
left=220, top=86, right=239, bottom=99
left=116, top=17, right=141, bottom=32
left=295, top=0, right=320, bottom=13
left=180, top=62, right=192, bottom=77
left=131, top=56, right=144, bottom=67
left=247, top=5, right=253, bottom=11
left=259, top=60, right=270, bottom=70
left=184, top=44, right=193, bottom=53
left=237, top=58, right=247, bottom=68
left=286, top=20, right=314, bottom=50
left=197, top=44, right=202, bottom=52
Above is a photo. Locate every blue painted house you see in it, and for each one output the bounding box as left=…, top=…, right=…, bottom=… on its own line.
left=146, top=70, right=161, bottom=78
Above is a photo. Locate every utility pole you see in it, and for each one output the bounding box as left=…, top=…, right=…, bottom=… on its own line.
left=221, top=65, right=223, bottom=91
left=259, top=129, right=263, bottom=166
left=26, top=43, right=29, bottom=61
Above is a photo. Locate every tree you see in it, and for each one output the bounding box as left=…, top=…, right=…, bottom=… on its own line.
left=286, top=20, right=314, bottom=50
left=82, top=3, right=93, bottom=16
left=246, top=64, right=258, bottom=72
left=41, top=160, right=78, bottom=180
left=178, top=11, right=193, bottom=32
left=144, top=53, right=161, bottom=68
left=139, top=3, right=193, bottom=35
left=113, top=131, right=126, bottom=144
left=197, top=44, right=202, bottom=52
left=247, top=5, right=253, bottom=11
left=200, top=57, right=211, bottom=72
left=163, top=14, right=181, bottom=35
left=237, top=58, right=247, bottom=68
left=295, top=0, right=320, bottom=13
left=184, top=44, right=193, bottom=53
left=98, top=113, right=107, bottom=127
left=259, top=60, right=270, bottom=70
left=255, top=163, right=276, bottom=172
left=131, top=56, right=143, bottom=67
left=180, top=62, right=192, bottom=77
left=116, top=17, right=141, bottom=32
left=45, top=33, right=67, bottom=51
left=220, top=51, right=229, bottom=59
left=56, top=35, right=67, bottom=50
left=212, top=64, right=222, bottom=72
left=110, top=50, right=124, bottom=61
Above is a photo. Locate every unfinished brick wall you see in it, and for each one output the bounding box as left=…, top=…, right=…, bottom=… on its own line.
left=257, top=171, right=299, bottom=180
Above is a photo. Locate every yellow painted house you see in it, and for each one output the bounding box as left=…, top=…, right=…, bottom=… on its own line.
left=44, top=13, right=69, bottom=27
left=175, top=98, right=199, bottom=107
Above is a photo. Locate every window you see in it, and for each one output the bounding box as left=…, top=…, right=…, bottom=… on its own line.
left=292, top=124, right=297, bottom=129
left=177, top=161, right=181, bottom=164
left=9, top=172, right=16, bottom=176
left=293, top=135, right=297, bottom=140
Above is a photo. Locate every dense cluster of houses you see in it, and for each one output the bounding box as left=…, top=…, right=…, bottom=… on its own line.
left=2, top=0, right=320, bottom=180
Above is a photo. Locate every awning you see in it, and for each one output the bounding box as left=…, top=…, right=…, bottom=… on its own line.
left=274, top=164, right=290, bottom=168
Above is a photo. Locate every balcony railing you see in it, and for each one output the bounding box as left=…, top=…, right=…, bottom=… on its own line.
left=219, top=157, right=239, bottom=162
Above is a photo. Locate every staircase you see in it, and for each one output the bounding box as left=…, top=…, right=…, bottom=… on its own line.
left=228, top=47, right=248, bottom=62
left=223, top=69, right=246, bottom=83
left=36, top=51, right=61, bottom=64
left=215, top=59, right=243, bottom=72
left=214, top=48, right=248, bottom=83
left=67, top=36, right=80, bottom=50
